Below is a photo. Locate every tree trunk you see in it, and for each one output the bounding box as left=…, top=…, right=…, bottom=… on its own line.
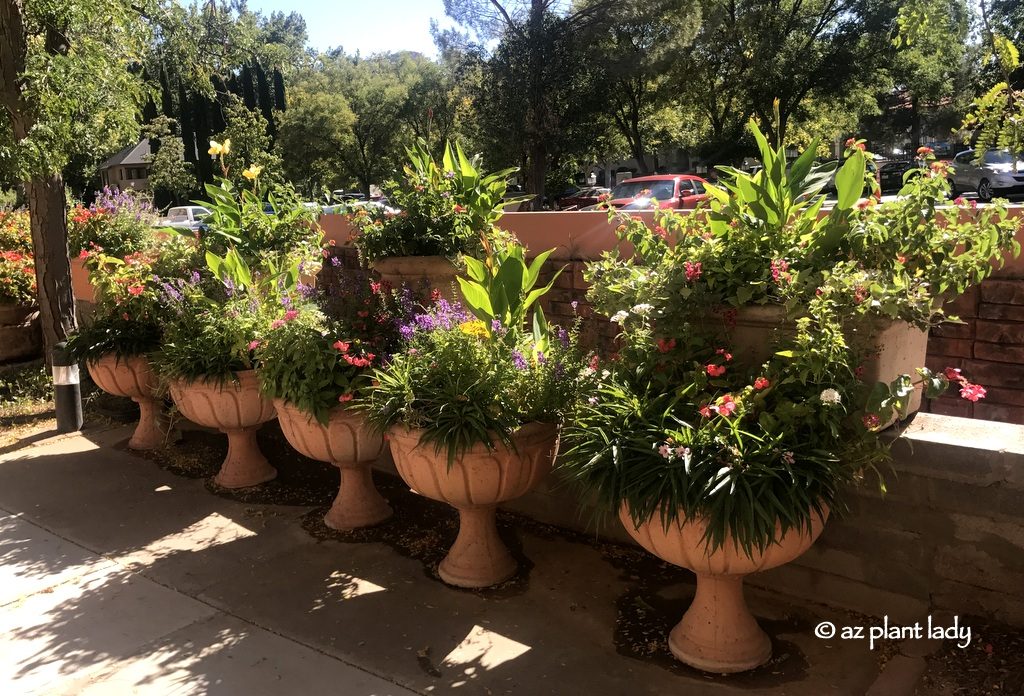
left=910, top=96, right=922, bottom=150
left=26, top=173, right=76, bottom=356
left=528, top=142, right=547, bottom=211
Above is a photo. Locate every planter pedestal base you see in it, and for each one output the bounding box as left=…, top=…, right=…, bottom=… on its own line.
left=215, top=427, right=277, bottom=488
left=439, top=506, right=517, bottom=588
left=128, top=397, right=166, bottom=450
left=670, top=574, right=771, bottom=673
left=324, top=462, right=392, bottom=530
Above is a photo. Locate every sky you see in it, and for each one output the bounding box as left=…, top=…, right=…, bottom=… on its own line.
left=246, top=0, right=454, bottom=56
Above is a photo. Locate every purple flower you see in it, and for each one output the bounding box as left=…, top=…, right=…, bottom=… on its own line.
left=556, top=327, right=569, bottom=348
left=399, top=323, right=416, bottom=340
left=536, top=350, right=546, bottom=365
left=571, top=300, right=579, bottom=311
left=555, top=362, right=565, bottom=380
left=190, top=271, right=201, bottom=284
left=330, top=256, right=341, bottom=267
left=512, top=351, right=528, bottom=370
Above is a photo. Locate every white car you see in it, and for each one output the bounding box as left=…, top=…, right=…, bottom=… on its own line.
left=950, top=149, right=1024, bottom=202
left=158, top=206, right=211, bottom=230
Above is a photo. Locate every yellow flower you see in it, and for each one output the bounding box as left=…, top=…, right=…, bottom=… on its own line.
left=459, top=320, right=489, bottom=340
left=221, top=138, right=231, bottom=155
left=208, top=140, right=223, bottom=156
left=242, top=165, right=263, bottom=181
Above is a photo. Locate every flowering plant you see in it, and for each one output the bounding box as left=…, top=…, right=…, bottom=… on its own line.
left=68, top=187, right=156, bottom=258
left=257, top=271, right=405, bottom=424
left=351, top=140, right=524, bottom=263
left=561, top=119, right=1012, bottom=555
left=0, top=211, right=36, bottom=306
left=362, top=242, right=592, bottom=465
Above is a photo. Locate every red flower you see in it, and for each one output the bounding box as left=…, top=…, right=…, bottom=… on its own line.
left=127, top=284, right=144, bottom=296
left=656, top=337, right=676, bottom=353
left=333, top=340, right=350, bottom=353
left=453, top=204, right=466, bottom=213
left=588, top=355, right=599, bottom=371
left=706, top=363, right=726, bottom=377
left=78, top=249, right=90, bottom=259
left=248, top=340, right=261, bottom=351
left=370, top=281, right=381, bottom=294
left=862, top=413, right=881, bottom=429
left=283, top=310, right=299, bottom=321
left=715, top=348, right=732, bottom=361
left=684, top=261, right=702, bottom=282
left=716, top=394, right=737, bottom=416
left=770, top=258, right=790, bottom=283
left=698, top=404, right=713, bottom=418
left=753, top=376, right=770, bottom=390
left=959, top=382, right=986, bottom=402
left=944, top=367, right=962, bottom=381
left=430, top=289, right=441, bottom=302
left=653, top=225, right=668, bottom=240
left=338, top=393, right=354, bottom=403
left=916, top=146, right=933, bottom=156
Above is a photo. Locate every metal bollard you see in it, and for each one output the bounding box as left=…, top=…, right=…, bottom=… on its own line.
left=52, top=341, right=83, bottom=433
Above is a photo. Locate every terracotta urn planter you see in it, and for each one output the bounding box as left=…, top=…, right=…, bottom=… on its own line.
left=169, top=370, right=277, bottom=488
left=87, top=354, right=164, bottom=450
left=388, top=422, right=558, bottom=588
left=704, top=306, right=928, bottom=417
left=70, top=256, right=96, bottom=303
left=620, top=504, right=829, bottom=673
left=0, top=303, right=41, bottom=363
left=371, top=255, right=459, bottom=301
left=274, top=399, right=390, bottom=529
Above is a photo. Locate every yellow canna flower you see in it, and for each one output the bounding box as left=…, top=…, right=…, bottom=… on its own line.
left=242, top=165, right=263, bottom=181
left=459, top=320, right=489, bottom=340
left=208, top=140, right=223, bottom=156
left=222, top=139, right=231, bottom=155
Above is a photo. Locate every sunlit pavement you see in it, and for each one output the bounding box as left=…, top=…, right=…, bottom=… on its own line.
left=0, top=423, right=896, bottom=695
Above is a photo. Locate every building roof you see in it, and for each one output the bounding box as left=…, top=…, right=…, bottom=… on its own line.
left=100, top=139, right=151, bottom=170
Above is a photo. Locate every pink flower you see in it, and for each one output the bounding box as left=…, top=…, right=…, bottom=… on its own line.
left=127, top=284, right=144, bottom=296
left=338, top=393, right=354, bottom=403
left=716, top=395, right=737, bottom=417
left=944, top=367, right=962, bottom=381
left=715, top=348, right=732, bottom=361
left=248, top=340, right=260, bottom=351
left=706, top=363, right=726, bottom=378
left=270, top=319, right=285, bottom=329
left=653, top=225, right=668, bottom=240
left=698, top=404, right=713, bottom=418
left=684, top=261, right=702, bottom=282
left=78, top=249, right=90, bottom=259
left=588, top=355, right=599, bottom=371
left=863, top=413, right=881, bottom=430
left=658, top=444, right=671, bottom=458
left=333, top=340, right=350, bottom=353
left=656, top=337, right=676, bottom=353
left=753, top=376, right=770, bottom=390
left=959, top=382, right=986, bottom=402
left=770, top=258, right=790, bottom=283
left=453, top=204, right=466, bottom=213
left=283, top=310, right=299, bottom=321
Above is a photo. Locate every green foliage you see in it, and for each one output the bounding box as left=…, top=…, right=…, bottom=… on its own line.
left=144, top=116, right=196, bottom=205
left=351, top=139, right=518, bottom=262
left=275, top=88, right=356, bottom=197
left=256, top=305, right=385, bottom=424
left=210, top=98, right=283, bottom=189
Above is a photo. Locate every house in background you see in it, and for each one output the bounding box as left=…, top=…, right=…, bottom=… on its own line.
left=99, top=139, right=152, bottom=190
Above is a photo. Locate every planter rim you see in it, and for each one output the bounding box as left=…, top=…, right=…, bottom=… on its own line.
left=388, top=421, right=557, bottom=449
left=169, top=368, right=259, bottom=389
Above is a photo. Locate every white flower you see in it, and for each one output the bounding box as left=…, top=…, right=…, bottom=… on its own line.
left=820, top=388, right=842, bottom=406
left=631, top=303, right=654, bottom=315
left=610, top=310, right=629, bottom=324
left=657, top=444, right=671, bottom=459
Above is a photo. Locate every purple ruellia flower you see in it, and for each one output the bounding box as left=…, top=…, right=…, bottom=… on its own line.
left=491, top=319, right=505, bottom=336
left=399, top=323, right=416, bottom=340
left=159, top=281, right=182, bottom=303
left=280, top=294, right=292, bottom=310
left=556, top=327, right=569, bottom=347
left=330, top=256, right=341, bottom=267
left=512, top=351, right=528, bottom=370
left=414, top=313, right=435, bottom=331
left=536, top=350, right=546, bottom=364
left=190, top=271, right=201, bottom=284
left=223, top=277, right=235, bottom=297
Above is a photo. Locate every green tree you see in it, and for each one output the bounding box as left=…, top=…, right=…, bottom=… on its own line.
left=276, top=88, right=356, bottom=197
left=0, top=0, right=150, bottom=350
left=210, top=97, right=283, bottom=187
left=144, top=116, right=197, bottom=207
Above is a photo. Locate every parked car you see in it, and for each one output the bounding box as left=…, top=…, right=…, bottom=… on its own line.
left=603, top=175, right=709, bottom=210
left=158, top=205, right=210, bottom=231
left=331, top=190, right=366, bottom=203
left=950, top=149, right=1024, bottom=202
left=555, top=186, right=610, bottom=210
left=877, top=160, right=920, bottom=193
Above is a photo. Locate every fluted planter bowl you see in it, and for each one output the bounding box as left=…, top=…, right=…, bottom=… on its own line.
left=87, top=354, right=164, bottom=450
left=169, top=370, right=277, bottom=488
left=388, top=422, right=558, bottom=588
left=275, top=399, right=390, bottom=529
left=371, top=255, right=459, bottom=301
left=620, top=503, right=829, bottom=673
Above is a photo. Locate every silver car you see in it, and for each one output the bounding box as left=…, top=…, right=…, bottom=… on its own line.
left=950, top=149, right=1024, bottom=202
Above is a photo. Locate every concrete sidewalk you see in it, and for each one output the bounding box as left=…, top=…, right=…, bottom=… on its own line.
left=0, top=422, right=888, bottom=695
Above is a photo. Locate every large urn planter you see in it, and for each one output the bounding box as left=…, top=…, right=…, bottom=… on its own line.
left=70, top=257, right=96, bottom=303
left=274, top=399, right=390, bottom=529
left=371, top=256, right=459, bottom=301
left=0, top=303, right=41, bottom=363
left=705, top=305, right=929, bottom=417
left=388, top=422, right=558, bottom=588
left=168, top=370, right=277, bottom=488
left=620, top=504, right=829, bottom=674
left=87, top=354, right=164, bottom=450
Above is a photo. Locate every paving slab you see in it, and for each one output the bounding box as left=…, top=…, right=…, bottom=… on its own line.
left=0, top=513, right=115, bottom=607
left=0, top=564, right=217, bottom=695
left=51, top=613, right=418, bottom=696
left=0, top=426, right=890, bottom=695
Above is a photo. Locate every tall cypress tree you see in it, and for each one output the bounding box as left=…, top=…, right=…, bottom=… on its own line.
left=272, top=67, right=286, bottom=111
left=240, top=62, right=257, bottom=110
left=193, top=93, right=213, bottom=184
left=178, top=81, right=196, bottom=164
left=254, top=61, right=275, bottom=139
left=159, top=65, right=174, bottom=118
